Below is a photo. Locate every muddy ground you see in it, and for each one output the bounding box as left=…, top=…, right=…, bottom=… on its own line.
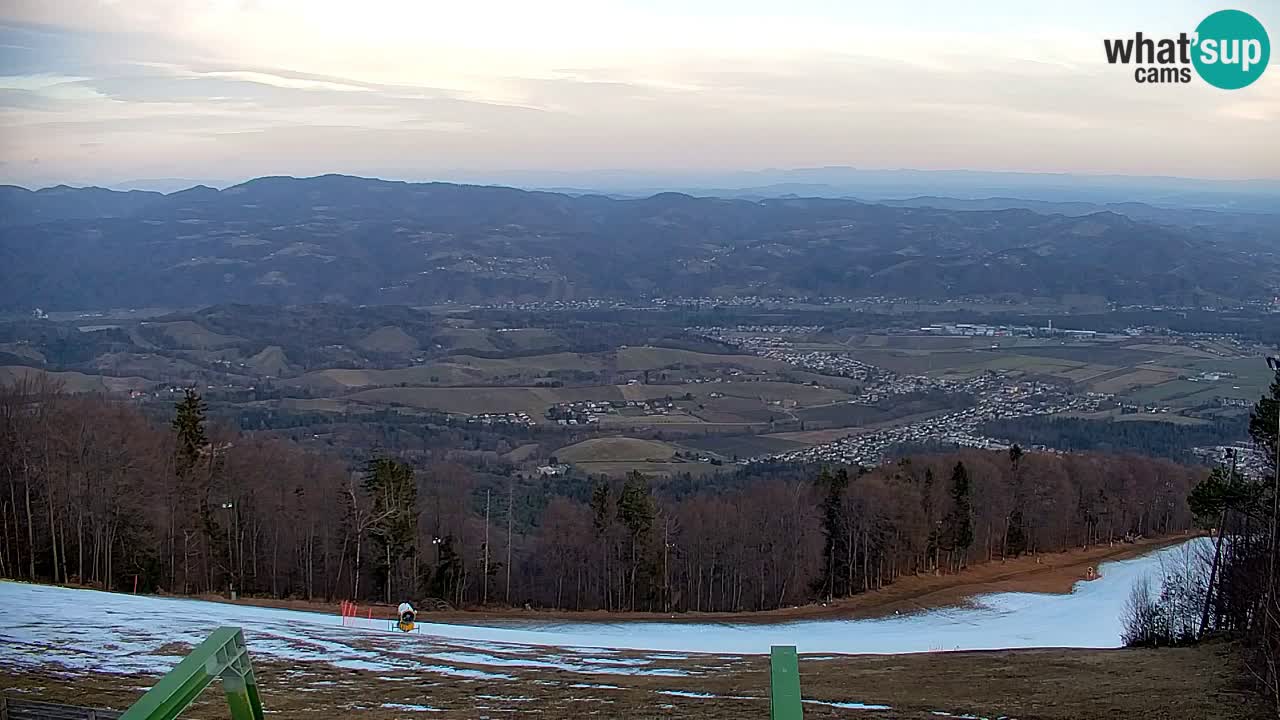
left=1, top=640, right=1261, bottom=720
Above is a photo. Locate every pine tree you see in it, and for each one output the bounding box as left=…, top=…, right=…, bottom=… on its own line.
left=1249, top=372, right=1279, bottom=481
left=171, top=389, right=216, bottom=593
left=590, top=480, right=613, bottom=610
left=429, top=535, right=463, bottom=606
left=945, top=461, right=974, bottom=572
left=364, top=457, right=417, bottom=604
left=1005, top=445, right=1025, bottom=559
left=172, top=389, right=208, bottom=477
left=1009, top=444, right=1024, bottom=470
left=815, top=467, right=850, bottom=599
left=1189, top=465, right=1260, bottom=523
left=617, top=471, right=655, bottom=611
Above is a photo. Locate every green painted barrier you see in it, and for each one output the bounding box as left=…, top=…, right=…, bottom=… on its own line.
left=121, top=627, right=264, bottom=720
left=769, top=645, right=803, bottom=720
left=119, top=626, right=798, bottom=718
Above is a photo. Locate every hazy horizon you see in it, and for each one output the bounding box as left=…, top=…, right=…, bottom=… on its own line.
left=9, top=164, right=1280, bottom=195
left=2, top=0, right=1278, bottom=188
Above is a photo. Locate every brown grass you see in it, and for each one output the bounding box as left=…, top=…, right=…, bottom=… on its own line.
left=1089, top=369, right=1180, bottom=394
left=1, top=640, right=1260, bottom=720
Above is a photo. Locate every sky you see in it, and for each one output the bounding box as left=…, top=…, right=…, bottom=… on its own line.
left=0, top=0, right=1277, bottom=188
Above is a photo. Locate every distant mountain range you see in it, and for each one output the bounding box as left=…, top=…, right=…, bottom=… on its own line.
left=34, top=166, right=1280, bottom=210
left=516, top=167, right=1280, bottom=213
left=1, top=174, right=1276, bottom=311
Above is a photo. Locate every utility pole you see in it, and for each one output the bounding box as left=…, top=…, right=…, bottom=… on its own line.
left=220, top=501, right=235, bottom=596
left=1266, top=356, right=1280, bottom=633
left=662, top=521, right=671, bottom=613
left=506, top=481, right=513, bottom=606
left=483, top=490, right=491, bottom=606
left=1200, top=449, right=1236, bottom=638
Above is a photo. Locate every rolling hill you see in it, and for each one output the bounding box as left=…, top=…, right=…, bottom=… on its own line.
left=2, top=175, right=1276, bottom=310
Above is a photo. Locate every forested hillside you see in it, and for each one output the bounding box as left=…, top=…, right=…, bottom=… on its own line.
left=3, top=175, right=1276, bottom=309
left=981, top=416, right=1248, bottom=463
left=0, top=379, right=1202, bottom=612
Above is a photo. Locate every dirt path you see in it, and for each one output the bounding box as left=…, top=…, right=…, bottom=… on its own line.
left=197, top=534, right=1195, bottom=625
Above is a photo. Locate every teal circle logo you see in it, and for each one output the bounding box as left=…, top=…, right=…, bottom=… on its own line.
left=1193, top=10, right=1270, bottom=89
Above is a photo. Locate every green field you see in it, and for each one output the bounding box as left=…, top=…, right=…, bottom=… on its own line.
left=435, top=327, right=500, bottom=352
left=795, top=394, right=965, bottom=428
left=494, top=328, right=566, bottom=351
left=692, top=395, right=788, bottom=423
left=1011, top=345, right=1165, bottom=366
left=556, top=437, right=679, bottom=463
left=615, top=346, right=786, bottom=373
left=679, top=434, right=808, bottom=458
left=357, top=326, right=419, bottom=353
left=144, top=320, right=243, bottom=349
left=841, top=338, right=1262, bottom=408
left=0, top=366, right=151, bottom=393
left=1115, top=357, right=1273, bottom=407
left=347, top=385, right=622, bottom=415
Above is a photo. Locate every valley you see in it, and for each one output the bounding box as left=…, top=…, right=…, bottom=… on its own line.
left=1, top=298, right=1271, bottom=480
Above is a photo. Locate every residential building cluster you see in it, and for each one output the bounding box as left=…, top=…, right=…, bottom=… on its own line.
left=464, top=412, right=535, bottom=427
left=763, top=383, right=1102, bottom=468
left=1192, top=445, right=1270, bottom=478
left=689, top=327, right=880, bottom=380
left=545, top=398, right=679, bottom=425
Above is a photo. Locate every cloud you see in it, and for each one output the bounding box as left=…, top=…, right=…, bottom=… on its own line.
left=0, top=1, right=1277, bottom=185
left=195, top=70, right=374, bottom=93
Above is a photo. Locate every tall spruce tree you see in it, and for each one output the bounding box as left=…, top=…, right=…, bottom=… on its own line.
left=816, top=467, right=851, bottom=599
left=923, top=467, right=940, bottom=572
left=946, top=461, right=974, bottom=572
left=1005, top=445, right=1026, bottom=558
left=172, top=389, right=208, bottom=477
left=617, top=472, right=655, bottom=611
left=590, top=480, right=613, bottom=610
left=364, top=457, right=417, bottom=604
left=171, top=389, right=216, bottom=593
left=1249, top=372, right=1279, bottom=481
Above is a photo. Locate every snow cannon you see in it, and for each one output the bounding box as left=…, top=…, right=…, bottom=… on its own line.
left=397, top=601, right=416, bottom=632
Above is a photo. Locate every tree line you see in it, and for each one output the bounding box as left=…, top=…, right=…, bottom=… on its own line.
left=981, top=415, right=1248, bottom=464
left=1, top=377, right=1202, bottom=613
left=1163, top=369, right=1279, bottom=712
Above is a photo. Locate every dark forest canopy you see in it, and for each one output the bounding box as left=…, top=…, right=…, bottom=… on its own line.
left=0, top=380, right=1202, bottom=612
left=981, top=416, right=1248, bottom=464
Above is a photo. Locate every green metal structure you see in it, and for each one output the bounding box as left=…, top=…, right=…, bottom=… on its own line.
left=769, top=645, right=803, bottom=720
left=120, top=627, right=264, bottom=720
left=114, top=625, right=796, bottom=719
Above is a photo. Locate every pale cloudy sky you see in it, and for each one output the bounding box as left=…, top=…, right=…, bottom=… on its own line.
left=0, top=0, right=1277, bottom=187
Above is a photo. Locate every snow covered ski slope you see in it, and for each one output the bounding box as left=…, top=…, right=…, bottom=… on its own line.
left=0, top=538, right=1206, bottom=679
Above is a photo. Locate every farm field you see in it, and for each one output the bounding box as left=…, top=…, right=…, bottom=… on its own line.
left=141, top=320, right=243, bottom=349
left=358, top=326, right=420, bottom=353
left=615, top=346, right=786, bottom=373
left=346, top=386, right=621, bottom=416
left=678, top=434, right=810, bottom=458
left=555, top=437, right=679, bottom=463
left=6, top=310, right=1268, bottom=482
left=835, top=335, right=1267, bottom=409
left=0, top=365, right=152, bottom=393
